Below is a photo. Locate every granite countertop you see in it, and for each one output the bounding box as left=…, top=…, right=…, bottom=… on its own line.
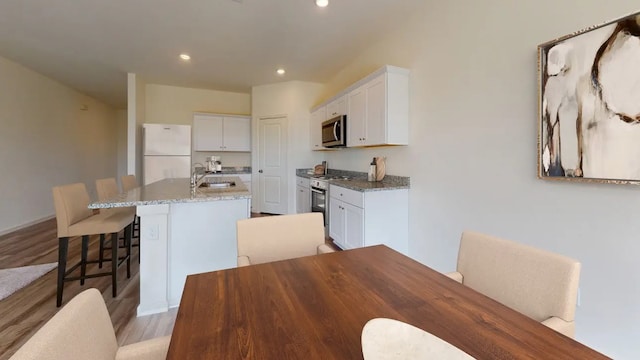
left=295, top=168, right=410, bottom=192
left=88, top=177, right=251, bottom=209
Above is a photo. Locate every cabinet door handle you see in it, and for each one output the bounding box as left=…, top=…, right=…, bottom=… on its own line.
left=259, top=170, right=263, bottom=173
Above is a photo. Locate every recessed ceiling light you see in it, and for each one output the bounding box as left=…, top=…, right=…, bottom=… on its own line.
left=276, top=68, right=286, bottom=75
left=315, top=0, right=328, bottom=7
left=179, top=54, right=191, bottom=61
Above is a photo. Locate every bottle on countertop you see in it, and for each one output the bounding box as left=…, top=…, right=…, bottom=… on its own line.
left=368, top=158, right=377, bottom=182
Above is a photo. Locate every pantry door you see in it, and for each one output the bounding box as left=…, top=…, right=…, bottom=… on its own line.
left=257, top=116, right=288, bottom=214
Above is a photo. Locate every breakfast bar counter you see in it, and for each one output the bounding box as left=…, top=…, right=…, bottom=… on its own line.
left=90, top=177, right=251, bottom=316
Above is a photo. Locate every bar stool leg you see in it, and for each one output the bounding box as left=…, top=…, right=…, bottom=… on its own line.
left=126, top=223, right=132, bottom=279
left=99, top=233, right=105, bottom=268
left=111, top=232, right=118, bottom=298
left=80, top=235, right=89, bottom=285
left=56, top=237, right=69, bottom=307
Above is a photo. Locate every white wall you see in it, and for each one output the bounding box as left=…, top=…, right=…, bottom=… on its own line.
left=318, top=1, right=640, bottom=358
left=0, top=55, right=118, bottom=234
left=145, top=84, right=252, bottom=168
left=251, top=81, right=324, bottom=213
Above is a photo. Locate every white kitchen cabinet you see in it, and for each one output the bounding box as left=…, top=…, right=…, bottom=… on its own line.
left=296, top=176, right=311, bottom=213
left=345, top=67, right=409, bottom=147
left=326, top=94, right=348, bottom=119
left=193, top=113, right=251, bottom=152
left=310, top=106, right=326, bottom=151
left=329, top=184, right=408, bottom=254
left=329, top=198, right=364, bottom=250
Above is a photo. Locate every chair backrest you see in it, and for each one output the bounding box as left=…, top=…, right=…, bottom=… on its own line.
left=96, top=178, right=119, bottom=201
left=236, top=213, right=325, bottom=265
left=9, top=288, right=118, bottom=360
left=456, top=231, right=580, bottom=325
left=52, top=183, right=93, bottom=238
left=361, top=318, right=475, bottom=360
left=120, top=175, right=138, bottom=192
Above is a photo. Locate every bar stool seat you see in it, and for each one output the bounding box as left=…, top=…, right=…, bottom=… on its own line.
left=52, top=183, right=133, bottom=307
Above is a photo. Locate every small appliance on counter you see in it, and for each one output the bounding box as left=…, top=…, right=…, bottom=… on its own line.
left=206, top=156, right=222, bottom=173
left=314, top=161, right=328, bottom=175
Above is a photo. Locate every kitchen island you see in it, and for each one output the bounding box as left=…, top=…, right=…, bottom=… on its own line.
left=89, top=177, right=251, bottom=316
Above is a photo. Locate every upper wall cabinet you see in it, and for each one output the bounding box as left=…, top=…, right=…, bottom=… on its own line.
left=310, top=106, right=326, bottom=151
left=310, top=65, right=409, bottom=150
left=326, top=94, right=348, bottom=119
left=347, top=67, right=409, bottom=147
left=193, top=113, right=251, bottom=152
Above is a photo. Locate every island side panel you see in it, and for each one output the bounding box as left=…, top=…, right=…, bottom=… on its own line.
left=136, top=204, right=170, bottom=316
left=168, top=198, right=250, bottom=306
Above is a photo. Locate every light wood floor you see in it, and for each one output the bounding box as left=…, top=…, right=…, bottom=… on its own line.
left=0, top=218, right=174, bottom=359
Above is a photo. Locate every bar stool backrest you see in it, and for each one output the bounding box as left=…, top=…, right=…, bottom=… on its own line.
left=96, top=178, right=119, bottom=201
left=120, top=175, right=138, bottom=192
left=52, top=183, right=93, bottom=238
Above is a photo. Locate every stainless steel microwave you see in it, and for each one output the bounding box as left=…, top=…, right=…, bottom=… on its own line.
left=322, top=115, right=346, bottom=147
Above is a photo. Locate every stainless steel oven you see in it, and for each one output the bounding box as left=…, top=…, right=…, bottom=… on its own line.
left=310, top=178, right=329, bottom=226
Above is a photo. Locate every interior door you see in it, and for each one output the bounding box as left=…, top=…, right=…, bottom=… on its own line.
left=258, top=116, right=288, bottom=214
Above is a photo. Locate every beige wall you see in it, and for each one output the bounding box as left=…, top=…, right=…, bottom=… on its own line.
left=116, top=109, right=127, bottom=182
left=251, top=81, right=324, bottom=213
left=318, top=1, right=639, bottom=357
left=0, top=55, right=118, bottom=234
left=145, top=84, right=252, bottom=167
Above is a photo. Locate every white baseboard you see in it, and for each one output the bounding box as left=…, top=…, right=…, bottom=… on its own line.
left=0, top=214, right=55, bottom=237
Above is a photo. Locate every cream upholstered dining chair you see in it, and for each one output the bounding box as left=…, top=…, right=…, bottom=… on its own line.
left=52, top=183, right=133, bottom=307
left=446, top=231, right=581, bottom=338
left=236, top=213, right=335, bottom=266
left=361, top=318, right=475, bottom=360
left=96, top=178, right=137, bottom=265
left=9, top=288, right=170, bottom=360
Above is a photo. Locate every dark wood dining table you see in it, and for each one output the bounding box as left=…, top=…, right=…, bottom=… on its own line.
left=167, top=245, right=609, bottom=359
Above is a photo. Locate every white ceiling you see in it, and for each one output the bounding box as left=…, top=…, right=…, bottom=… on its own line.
left=0, top=0, right=422, bottom=108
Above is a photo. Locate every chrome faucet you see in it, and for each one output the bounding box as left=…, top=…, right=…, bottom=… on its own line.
left=191, top=163, right=207, bottom=190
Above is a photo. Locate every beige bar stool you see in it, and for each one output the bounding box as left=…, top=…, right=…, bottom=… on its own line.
left=120, top=174, right=138, bottom=192
left=52, top=183, right=133, bottom=307
left=120, top=175, right=141, bottom=257
left=96, top=178, right=136, bottom=266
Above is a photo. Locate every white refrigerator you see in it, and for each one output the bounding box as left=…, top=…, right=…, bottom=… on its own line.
left=143, top=124, right=192, bottom=185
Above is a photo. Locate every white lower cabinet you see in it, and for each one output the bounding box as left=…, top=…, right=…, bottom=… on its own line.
left=329, top=184, right=408, bottom=254
left=296, top=177, right=311, bottom=213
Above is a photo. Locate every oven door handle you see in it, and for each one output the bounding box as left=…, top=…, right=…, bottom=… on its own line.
left=311, top=188, right=325, bottom=194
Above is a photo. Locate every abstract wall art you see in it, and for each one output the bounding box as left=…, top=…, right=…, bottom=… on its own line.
left=538, top=11, right=640, bottom=183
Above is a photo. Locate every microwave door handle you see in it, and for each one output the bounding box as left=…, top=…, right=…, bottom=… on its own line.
left=333, top=121, right=339, bottom=140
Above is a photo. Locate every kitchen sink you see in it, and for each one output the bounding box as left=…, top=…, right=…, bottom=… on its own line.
left=199, top=181, right=236, bottom=188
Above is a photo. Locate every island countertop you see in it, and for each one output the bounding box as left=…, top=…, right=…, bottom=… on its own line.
left=89, top=177, right=251, bottom=209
